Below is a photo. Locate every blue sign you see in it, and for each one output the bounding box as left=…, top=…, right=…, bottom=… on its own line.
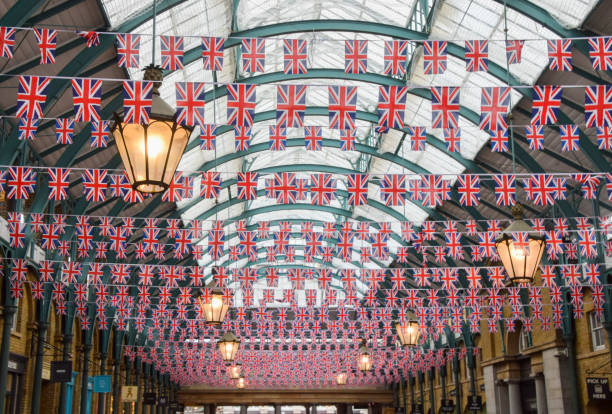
left=93, top=375, right=112, bottom=393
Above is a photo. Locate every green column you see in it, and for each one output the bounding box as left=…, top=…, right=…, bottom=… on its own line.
left=124, top=357, right=131, bottom=414
left=0, top=302, right=18, bottom=414
left=97, top=352, right=108, bottom=414
left=112, top=358, right=121, bottom=414
left=562, top=296, right=581, bottom=414
left=428, top=369, right=435, bottom=414
left=440, top=363, right=447, bottom=404
left=58, top=333, right=74, bottom=414
left=417, top=371, right=424, bottom=409
left=80, top=342, right=92, bottom=414
left=452, top=356, right=461, bottom=414
left=31, top=321, right=49, bottom=414
left=133, top=360, right=141, bottom=414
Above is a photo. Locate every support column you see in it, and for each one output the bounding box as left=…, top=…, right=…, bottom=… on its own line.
left=482, top=366, right=498, bottom=414
left=133, top=360, right=141, bottom=414
left=428, top=369, right=435, bottom=414
left=452, top=356, right=461, bottom=414
left=97, top=352, right=108, bottom=414
left=507, top=380, right=522, bottom=414
left=124, top=359, right=131, bottom=414
left=80, top=343, right=92, bottom=414
left=440, top=363, right=447, bottom=409
left=112, top=358, right=121, bottom=414
left=31, top=321, right=49, bottom=414
left=0, top=303, right=17, bottom=414
left=417, top=372, right=424, bottom=410
left=58, top=333, right=74, bottom=414
left=533, top=374, right=547, bottom=414
left=495, top=380, right=509, bottom=414
left=409, top=375, right=415, bottom=408
left=563, top=333, right=581, bottom=414
left=240, top=405, right=247, bottom=414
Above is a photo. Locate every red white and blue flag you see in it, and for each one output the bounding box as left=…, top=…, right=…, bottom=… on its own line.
left=431, top=86, right=460, bottom=129
left=465, top=40, right=488, bottom=72
left=480, top=86, right=510, bottom=131
left=378, top=85, right=406, bottom=129
left=241, top=38, right=266, bottom=73
left=597, top=126, right=612, bottom=150
left=77, top=31, right=100, bottom=47
left=585, top=85, right=612, bottom=127
left=492, top=174, right=516, bottom=206
left=269, top=125, right=286, bottom=151
left=90, top=120, right=109, bottom=148
left=423, top=41, right=447, bottom=74
left=489, top=127, right=508, bottom=152
left=34, top=28, right=56, bottom=64
left=273, top=173, right=297, bottom=204
left=588, top=36, right=612, bottom=71
left=123, top=80, right=153, bottom=124
left=409, top=126, right=426, bottom=151
left=176, top=82, right=206, bottom=127
left=160, top=35, right=184, bottom=70
left=17, top=117, right=38, bottom=141
left=234, top=126, right=252, bottom=151
left=505, top=40, right=525, bottom=64
left=17, top=75, right=50, bottom=120
left=339, top=128, right=355, bottom=151
left=523, top=174, right=565, bottom=206
left=310, top=174, right=336, bottom=205
left=443, top=127, right=461, bottom=152
left=559, top=124, right=580, bottom=151
left=55, top=118, right=74, bottom=144
left=457, top=175, right=480, bottom=206
left=237, top=172, right=258, bottom=200
left=277, top=85, right=306, bottom=127
left=525, top=125, right=544, bottom=150
left=227, top=83, right=256, bottom=127
left=200, top=172, right=221, bottom=198
left=329, top=86, right=357, bottom=130
left=116, top=34, right=140, bottom=68
left=48, top=168, right=70, bottom=201
left=531, top=85, right=562, bottom=125
left=82, top=169, right=107, bottom=202
left=345, top=40, right=367, bottom=74
left=0, top=27, right=16, bottom=58
left=283, top=39, right=308, bottom=74
left=347, top=174, right=369, bottom=206
left=200, top=124, right=217, bottom=150
left=201, top=37, right=225, bottom=71
left=383, top=40, right=407, bottom=76
left=6, top=167, right=36, bottom=200
left=379, top=174, right=405, bottom=206
left=71, top=78, right=102, bottom=122
left=547, top=39, right=572, bottom=71
left=304, top=126, right=322, bottom=151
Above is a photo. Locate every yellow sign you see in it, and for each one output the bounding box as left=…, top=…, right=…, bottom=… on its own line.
left=121, top=386, right=138, bottom=402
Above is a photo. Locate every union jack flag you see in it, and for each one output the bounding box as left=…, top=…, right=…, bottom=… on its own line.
left=489, top=127, right=508, bottom=152
left=76, top=31, right=100, bottom=47
left=71, top=78, right=102, bottom=122
left=116, top=34, right=140, bottom=68
left=344, top=173, right=368, bottom=206
left=339, top=128, right=355, bottom=151
left=304, top=126, right=322, bottom=150
left=176, top=82, right=206, bottom=127
left=329, top=86, right=357, bottom=130
left=409, top=126, right=426, bottom=151
left=531, top=85, right=562, bottom=125
left=480, top=86, right=510, bottom=131
left=160, top=35, right=184, bottom=70
left=378, top=85, right=406, bottom=129
left=431, top=86, right=460, bottom=129
left=55, top=118, right=74, bottom=144
left=0, top=27, right=16, bottom=58
left=90, top=120, right=109, bottom=148
left=241, top=38, right=265, bottom=73
left=82, top=169, right=107, bottom=202
left=420, top=175, right=450, bottom=208
left=34, top=28, right=56, bottom=64
left=525, top=125, right=544, bottom=150
left=48, top=168, right=70, bottom=200
left=200, top=172, right=221, bottom=198
left=308, top=173, right=336, bottom=206
left=200, top=124, right=217, bottom=150
left=457, top=175, right=480, bottom=206
left=269, top=125, right=286, bottom=151
left=201, top=37, right=224, bottom=71
left=277, top=84, right=306, bottom=127
left=547, top=39, right=572, bottom=71
left=109, top=173, right=142, bottom=203
left=443, top=127, right=461, bottom=152
left=559, top=124, right=580, bottom=151
left=383, top=40, right=407, bottom=76
left=7, top=167, right=36, bottom=199
left=283, top=39, right=307, bottom=74
left=465, top=40, right=488, bottom=72
left=523, top=174, right=565, bottom=206
left=208, top=229, right=225, bottom=259
left=588, top=37, right=612, bottom=71
left=18, top=117, right=38, bottom=141
left=597, top=126, right=612, bottom=150
left=344, top=40, right=367, bottom=74
left=492, top=174, right=516, bottom=206
left=379, top=174, right=405, bottom=206
left=273, top=173, right=297, bottom=204
left=423, top=41, right=447, bottom=74
left=585, top=85, right=612, bottom=127
left=237, top=172, right=258, bottom=200
left=577, top=230, right=597, bottom=259
left=123, top=80, right=153, bottom=124
left=227, top=83, right=256, bottom=127
left=234, top=126, right=251, bottom=151
left=505, top=40, right=525, bottom=64
left=17, top=75, right=50, bottom=120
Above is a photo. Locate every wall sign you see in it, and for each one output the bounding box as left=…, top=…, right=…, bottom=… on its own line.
left=586, top=377, right=611, bottom=401
left=467, top=395, right=482, bottom=411
left=50, top=361, right=72, bottom=383
left=93, top=375, right=112, bottom=393
left=143, top=392, right=156, bottom=405
left=8, top=353, right=26, bottom=374
left=441, top=399, right=455, bottom=413
left=158, top=396, right=168, bottom=406
left=121, top=386, right=138, bottom=402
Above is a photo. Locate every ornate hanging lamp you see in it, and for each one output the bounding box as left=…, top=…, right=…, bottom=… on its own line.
left=197, top=280, right=229, bottom=325
left=228, top=364, right=242, bottom=380
left=217, top=331, right=240, bottom=362
left=336, top=372, right=348, bottom=385
left=494, top=204, right=546, bottom=285
left=357, top=339, right=372, bottom=372
left=395, top=315, right=420, bottom=347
